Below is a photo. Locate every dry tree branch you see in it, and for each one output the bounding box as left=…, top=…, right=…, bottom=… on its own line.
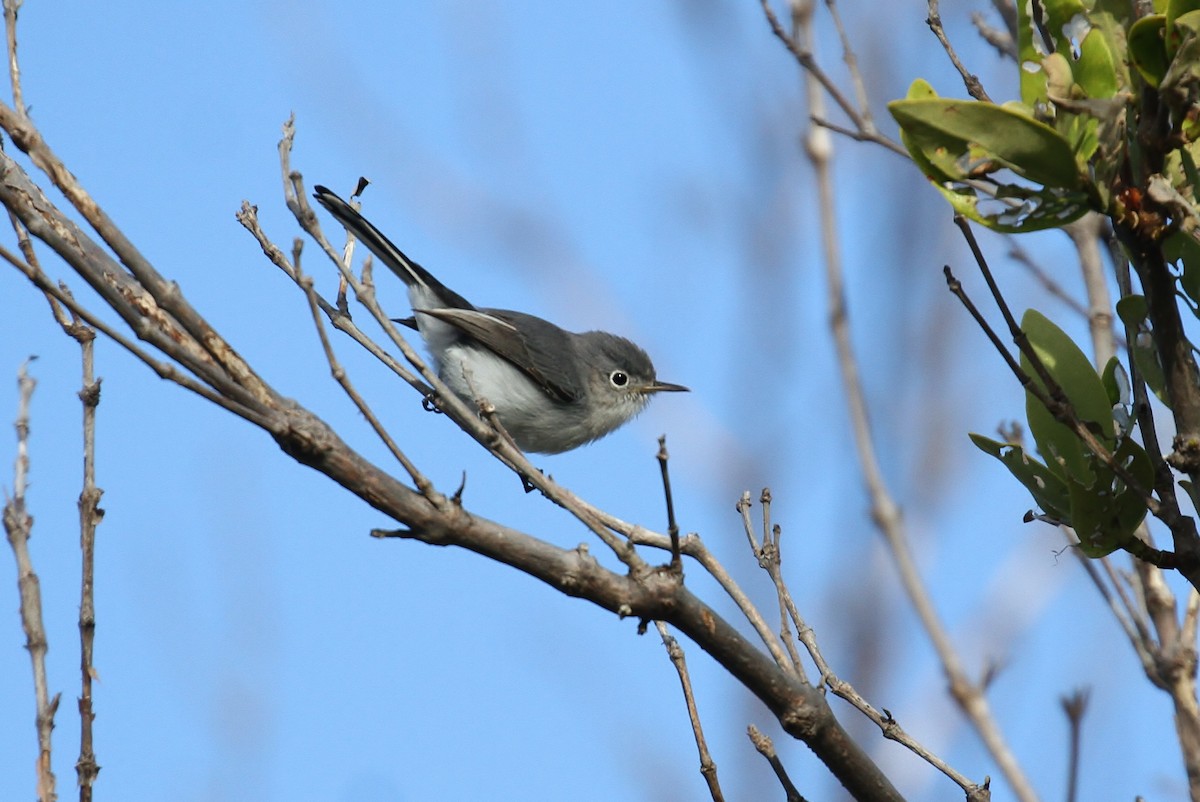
left=656, top=436, right=682, bottom=571
left=787, top=4, right=1028, bottom=799
left=0, top=99, right=911, bottom=802
left=748, top=725, right=808, bottom=802
left=1064, top=213, right=1117, bottom=368
left=3, top=361, right=59, bottom=802
left=1060, top=689, right=1089, bottom=802
left=0, top=242, right=261, bottom=422
left=75, top=336, right=102, bottom=800
left=3, top=0, right=23, bottom=117
left=629, top=518, right=799, bottom=675
left=42, top=296, right=104, bottom=798
left=737, top=490, right=804, bottom=675
left=739, top=493, right=992, bottom=801
left=655, top=622, right=724, bottom=802
left=760, top=0, right=906, bottom=158
left=926, top=0, right=992, bottom=102
left=294, top=254, right=432, bottom=493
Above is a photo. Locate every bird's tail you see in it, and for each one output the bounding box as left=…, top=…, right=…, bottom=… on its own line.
left=314, top=185, right=460, bottom=303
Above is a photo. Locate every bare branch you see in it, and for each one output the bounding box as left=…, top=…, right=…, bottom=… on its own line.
left=748, top=725, right=808, bottom=802
left=740, top=494, right=991, bottom=798
left=760, top=0, right=857, bottom=125
left=926, top=0, right=992, bottom=101
left=656, top=436, right=682, bottom=571
left=48, top=301, right=103, bottom=798
left=1061, top=689, right=1089, bottom=802
left=4, top=361, right=58, bottom=802
left=788, top=2, right=1032, bottom=793
left=3, top=0, right=24, bottom=116
left=655, top=622, right=724, bottom=802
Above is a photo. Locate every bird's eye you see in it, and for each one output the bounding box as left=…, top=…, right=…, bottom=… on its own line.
left=609, top=370, right=629, bottom=388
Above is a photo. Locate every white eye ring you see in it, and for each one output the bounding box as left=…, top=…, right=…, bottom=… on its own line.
left=609, top=370, right=629, bottom=388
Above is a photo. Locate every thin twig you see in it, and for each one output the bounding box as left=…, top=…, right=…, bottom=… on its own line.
left=4, top=361, right=59, bottom=802
left=1065, top=213, right=1117, bottom=368
left=1028, top=0, right=1054, bottom=55
left=949, top=220, right=1169, bottom=527
left=759, top=0, right=869, bottom=132
left=810, top=116, right=908, bottom=158
left=790, top=2, right=1023, bottom=794
left=819, top=0, right=874, bottom=132
left=739, top=491, right=987, bottom=794
left=655, top=622, right=724, bottom=802
left=971, top=11, right=1017, bottom=60
left=927, top=0, right=992, bottom=101
left=1061, top=689, right=1089, bottom=802
left=630, top=519, right=796, bottom=674
left=656, top=436, right=681, bottom=571
left=45, top=300, right=103, bottom=798
left=295, top=263, right=434, bottom=496
left=738, top=491, right=805, bottom=677
left=3, top=0, right=24, bottom=116
left=755, top=508, right=988, bottom=796
left=748, top=725, right=808, bottom=802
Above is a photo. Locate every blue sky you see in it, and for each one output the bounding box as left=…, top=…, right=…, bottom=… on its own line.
left=0, top=2, right=1190, bottom=800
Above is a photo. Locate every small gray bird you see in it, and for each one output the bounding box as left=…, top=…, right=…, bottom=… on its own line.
left=314, top=186, right=688, bottom=454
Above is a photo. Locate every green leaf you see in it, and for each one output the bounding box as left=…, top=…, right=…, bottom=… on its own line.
left=888, top=98, right=1086, bottom=190
left=969, top=433, right=1072, bottom=522
left=890, top=82, right=1093, bottom=232
left=1114, top=295, right=1170, bottom=405
left=1165, top=230, right=1200, bottom=315
left=1101, top=356, right=1122, bottom=406
left=1167, top=0, right=1200, bottom=54
left=930, top=182, right=1091, bottom=233
left=1068, top=438, right=1153, bottom=557
left=1074, top=26, right=1121, bottom=99
left=1162, top=11, right=1200, bottom=107
left=1129, top=14, right=1169, bottom=85
left=1115, top=294, right=1149, bottom=327
left=970, top=433, right=1152, bottom=556
left=1020, top=309, right=1115, bottom=483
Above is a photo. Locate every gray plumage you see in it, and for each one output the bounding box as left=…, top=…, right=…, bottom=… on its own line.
left=314, top=185, right=687, bottom=453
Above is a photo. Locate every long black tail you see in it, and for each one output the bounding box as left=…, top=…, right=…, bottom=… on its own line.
left=313, top=185, right=471, bottom=309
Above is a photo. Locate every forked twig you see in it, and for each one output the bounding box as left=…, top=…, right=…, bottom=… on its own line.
left=739, top=493, right=991, bottom=800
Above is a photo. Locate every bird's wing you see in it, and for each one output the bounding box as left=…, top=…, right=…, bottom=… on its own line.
left=418, top=308, right=584, bottom=403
